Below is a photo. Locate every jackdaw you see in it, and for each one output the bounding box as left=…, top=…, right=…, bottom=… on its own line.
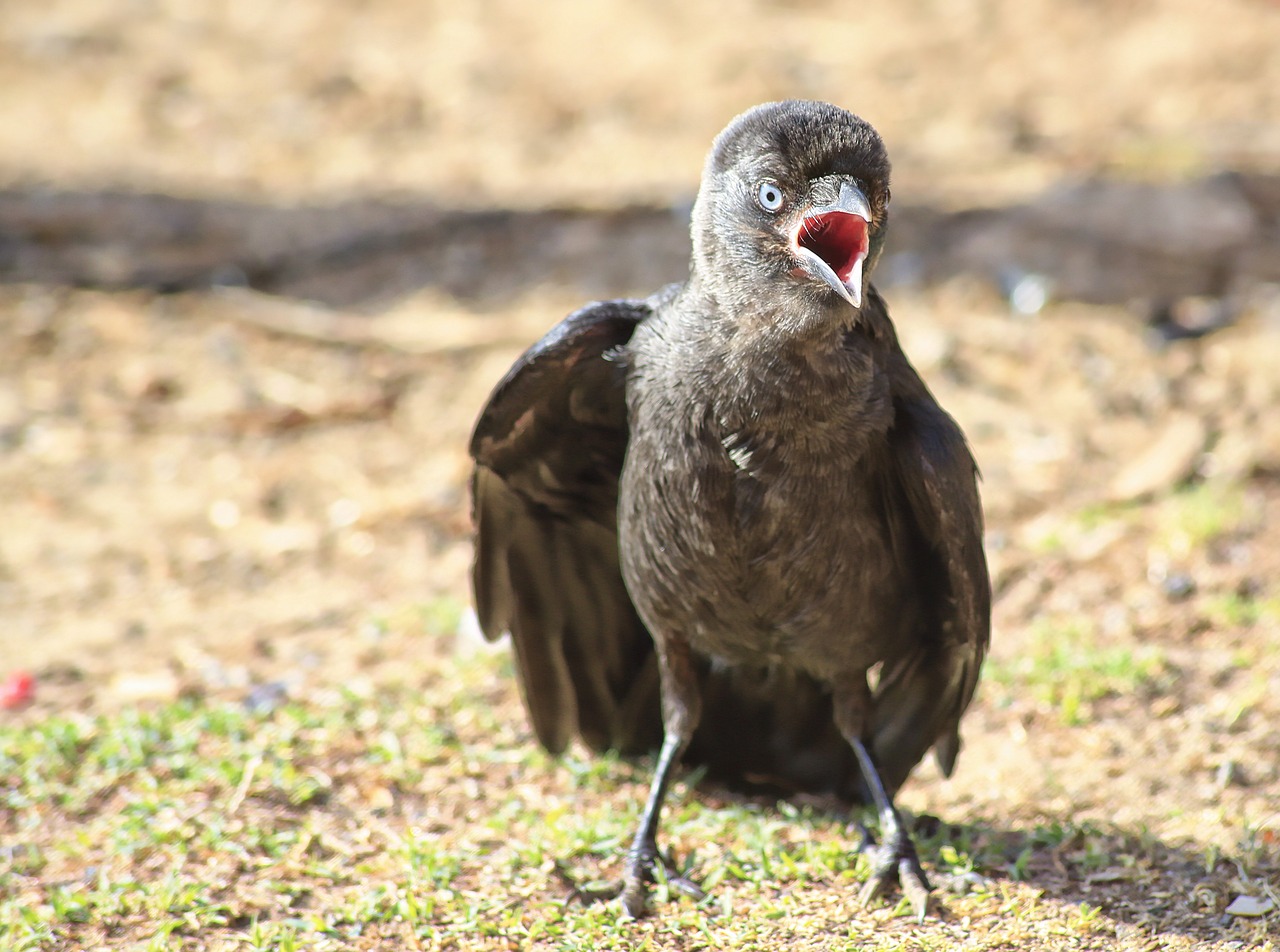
left=469, top=99, right=991, bottom=920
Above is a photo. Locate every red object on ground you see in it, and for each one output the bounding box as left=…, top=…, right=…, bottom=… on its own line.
left=0, top=671, right=35, bottom=709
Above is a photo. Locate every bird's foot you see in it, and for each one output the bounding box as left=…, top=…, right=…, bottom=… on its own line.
left=856, top=822, right=932, bottom=922
left=566, top=842, right=705, bottom=918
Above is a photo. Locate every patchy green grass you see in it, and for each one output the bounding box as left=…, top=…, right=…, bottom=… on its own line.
left=1, top=643, right=1275, bottom=951
left=1156, top=483, right=1253, bottom=555
left=1202, top=591, right=1280, bottom=631
left=985, top=617, right=1173, bottom=726
left=1026, top=483, right=1257, bottom=565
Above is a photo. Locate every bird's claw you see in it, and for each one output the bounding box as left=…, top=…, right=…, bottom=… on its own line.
left=857, top=833, right=932, bottom=922
left=564, top=845, right=705, bottom=918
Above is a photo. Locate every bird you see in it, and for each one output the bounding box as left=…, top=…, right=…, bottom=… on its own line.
left=468, top=99, right=990, bottom=920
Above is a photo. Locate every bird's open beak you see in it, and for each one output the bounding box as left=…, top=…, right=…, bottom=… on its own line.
left=791, top=182, right=871, bottom=308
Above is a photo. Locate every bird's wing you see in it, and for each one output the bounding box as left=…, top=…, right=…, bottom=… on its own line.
left=469, top=299, right=662, bottom=756
left=872, top=343, right=991, bottom=792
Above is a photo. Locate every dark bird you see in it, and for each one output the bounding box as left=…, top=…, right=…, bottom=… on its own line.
left=469, top=100, right=990, bottom=920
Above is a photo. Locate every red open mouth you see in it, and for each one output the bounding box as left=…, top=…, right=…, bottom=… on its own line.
left=797, top=211, right=869, bottom=284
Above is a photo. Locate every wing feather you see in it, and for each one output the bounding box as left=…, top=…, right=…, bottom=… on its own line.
left=470, top=299, right=661, bottom=754
left=872, top=355, right=991, bottom=791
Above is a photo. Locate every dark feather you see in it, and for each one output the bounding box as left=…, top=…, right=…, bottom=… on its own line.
left=470, top=299, right=659, bottom=754
left=468, top=99, right=993, bottom=918
left=468, top=101, right=990, bottom=825
left=874, top=384, right=990, bottom=788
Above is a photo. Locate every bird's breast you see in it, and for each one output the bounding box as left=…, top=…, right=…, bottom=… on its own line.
left=618, top=416, right=913, bottom=679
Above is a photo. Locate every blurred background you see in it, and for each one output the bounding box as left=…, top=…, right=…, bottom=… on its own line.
left=1, top=0, right=1279, bottom=879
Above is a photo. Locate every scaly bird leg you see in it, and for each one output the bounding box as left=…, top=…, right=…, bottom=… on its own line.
left=835, top=682, right=932, bottom=921
left=578, top=633, right=705, bottom=917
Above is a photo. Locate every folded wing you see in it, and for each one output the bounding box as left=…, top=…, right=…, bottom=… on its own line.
left=873, top=346, right=991, bottom=793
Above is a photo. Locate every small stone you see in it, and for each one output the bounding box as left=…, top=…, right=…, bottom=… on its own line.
left=1161, top=573, right=1197, bottom=601
left=1224, top=894, right=1276, bottom=917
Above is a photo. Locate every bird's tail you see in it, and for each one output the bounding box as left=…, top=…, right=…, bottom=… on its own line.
left=688, top=664, right=862, bottom=801
left=869, top=642, right=974, bottom=795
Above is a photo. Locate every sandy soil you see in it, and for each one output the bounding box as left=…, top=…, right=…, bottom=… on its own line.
left=2, top=0, right=1279, bottom=947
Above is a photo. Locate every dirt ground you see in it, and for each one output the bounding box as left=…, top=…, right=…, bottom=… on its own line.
left=2, top=0, right=1280, bottom=947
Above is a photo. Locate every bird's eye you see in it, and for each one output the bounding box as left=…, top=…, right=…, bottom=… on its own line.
left=756, top=182, right=784, bottom=212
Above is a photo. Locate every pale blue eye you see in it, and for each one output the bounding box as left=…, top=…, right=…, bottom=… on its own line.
left=757, top=182, right=784, bottom=212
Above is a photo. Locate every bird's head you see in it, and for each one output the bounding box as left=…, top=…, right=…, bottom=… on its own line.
left=690, top=100, right=891, bottom=318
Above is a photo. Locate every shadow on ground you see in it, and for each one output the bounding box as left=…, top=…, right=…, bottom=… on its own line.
left=606, top=771, right=1278, bottom=945
left=914, top=816, right=1272, bottom=941
left=3, top=174, right=1279, bottom=316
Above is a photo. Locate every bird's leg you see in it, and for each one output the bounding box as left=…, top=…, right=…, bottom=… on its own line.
left=619, top=632, right=706, bottom=916
left=850, top=737, right=932, bottom=918
left=580, top=633, right=705, bottom=917
left=834, top=681, right=932, bottom=921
